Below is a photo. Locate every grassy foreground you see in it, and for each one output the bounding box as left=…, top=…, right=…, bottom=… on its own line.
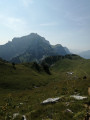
left=0, top=56, right=90, bottom=120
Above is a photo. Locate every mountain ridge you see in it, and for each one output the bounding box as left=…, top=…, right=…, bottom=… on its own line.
left=0, top=33, right=71, bottom=63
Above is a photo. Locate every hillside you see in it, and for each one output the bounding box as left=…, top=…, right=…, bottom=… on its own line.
left=0, top=33, right=70, bottom=63
left=0, top=55, right=90, bottom=120
left=0, top=60, right=52, bottom=90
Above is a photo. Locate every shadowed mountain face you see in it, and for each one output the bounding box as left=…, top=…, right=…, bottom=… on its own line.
left=0, top=33, right=70, bottom=63
left=64, top=47, right=71, bottom=54
left=52, top=44, right=67, bottom=56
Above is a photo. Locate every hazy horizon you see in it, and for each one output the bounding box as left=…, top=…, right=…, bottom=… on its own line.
left=0, top=0, right=90, bottom=51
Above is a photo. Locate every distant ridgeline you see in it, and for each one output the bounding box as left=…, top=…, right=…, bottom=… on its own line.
left=79, top=50, right=90, bottom=59
left=0, top=33, right=71, bottom=63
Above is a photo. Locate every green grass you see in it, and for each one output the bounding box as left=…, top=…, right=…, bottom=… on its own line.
left=0, top=62, right=54, bottom=90
left=0, top=56, right=90, bottom=120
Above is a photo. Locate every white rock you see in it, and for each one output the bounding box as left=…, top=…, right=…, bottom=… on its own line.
left=13, top=113, right=19, bottom=119
left=13, top=113, right=27, bottom=120
left=20, top=103, right=23, bottom=105
left=67, top=72, right=74, bottom=75
left=42, top=97, right=60, bottom=104
left=22, top=115, right=27, bottom=120
left=65, top=102, right=69, bottom=106
left=66, top=109, right=73, bottom=113
left=70, top=95, right=87, bottom=100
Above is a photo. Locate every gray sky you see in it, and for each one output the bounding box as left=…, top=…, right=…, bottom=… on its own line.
left=0, top=0, right=90, bottom=51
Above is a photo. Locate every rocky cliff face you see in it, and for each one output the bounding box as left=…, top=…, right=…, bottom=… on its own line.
left=0, top=33, right=70, bottom=63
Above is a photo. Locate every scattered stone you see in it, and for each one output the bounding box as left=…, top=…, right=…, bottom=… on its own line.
left=34, top=86, right=38, bottom=88
left=67, top=72, right=74, bottom=75
left=65, top=102, right=70, bottom=106
left=20, top=103, right=23, bottom=105
left=41, top=97, right=60, bottom=104
left=22, top=115, right=27, bottom=120
left=66, top=109, right=73, bottom=113
left=13, top=113, right=27, bottom=120
left=70, top=95, right=87, bottom=100
left=13, top=113, right=19, bottom=119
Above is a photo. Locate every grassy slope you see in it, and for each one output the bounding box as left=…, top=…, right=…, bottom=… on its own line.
left=51, top=57, right=90, bottom=95
left=0, top=62, right=54, bottom=90
left=0, top=57, right=90, bottom=120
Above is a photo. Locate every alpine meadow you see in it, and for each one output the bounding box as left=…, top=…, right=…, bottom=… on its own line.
left=0, top=0, right=90, bottom=120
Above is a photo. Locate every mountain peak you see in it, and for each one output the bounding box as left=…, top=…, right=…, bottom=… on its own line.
left=0, top=33, right=70, bottom=61
left=54, top=44, right=62, bottom=47
left=29, top=33, right=38, bottom=36
left=12, top=33, right=38, bottom=40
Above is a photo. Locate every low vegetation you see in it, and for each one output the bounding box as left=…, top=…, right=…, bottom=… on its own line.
left=0, top=55, right=90, bottom=120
